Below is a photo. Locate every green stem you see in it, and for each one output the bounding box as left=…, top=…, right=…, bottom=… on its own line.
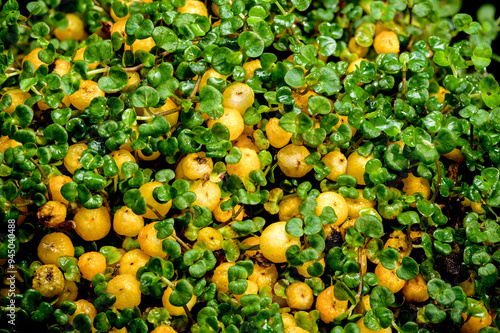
left=450, top=64, right=458, bottom=78
left=430, top=160, right=441, bottom=203
left=401, top=70, right=407, bottom=100
left=160, top=277, right=176, bottom=289
left=30, top=86, right=42, bottom=96
left=87, top=67, right=110, bottom=76
left=275, top=1, right=287, bottom=15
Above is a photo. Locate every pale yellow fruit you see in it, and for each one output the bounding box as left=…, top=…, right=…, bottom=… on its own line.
left=277, top=144, right=313, bottom=178
left=286, top=282, right=314, bottom=310
left=345, top=189, right=376, bottom=219
left=223, top=83, right=255, bottom=116
left=54, top=13, right=86, bottom=41
left=197, top=227, right=224, bottom=251
left=139, top=181, right=173, bottom=219
left=315, top=192, right=349, bottom=226
left=374, top=31, right=400, bottom=54
left=207, top=107, right=244, bottom=141
left=74, top=206, right=111, bottom=241
left=107, top=274, right=141, bottom=310
left=346, top=152, right=374, bottom=186
left=177, top=0, right=208, bottom=17
left=190, top=179, right=221, bottom=212
left=260, top=221, right=301, bottom=263
left=322, top=151, right=348, bottom=182
left=248, top=263, right=278, bottom=289
left=266, top=118, right=293, bottom=149
left=113, top=206, right=145, bottom=237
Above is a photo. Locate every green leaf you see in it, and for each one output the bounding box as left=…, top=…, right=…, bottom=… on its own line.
left=370, top=285, right=395, bottom=308
left=238, top=31, right=264, bottom=58
left=152, top=26, right=178, bottom=53
left=291, top=0, right=311, bottom=11
left=354, top=215, right=384, bottom=239
left=169, top=280, right=193, bottom=306
left=98, top=66, right=128, bottom=93
left=130, top=86, right=160, bottom=108
left=333, top=281, right=356, bottom=304
left=396, top=257, right=419, bottom=280
left=285, top=67, right=306, bottom=88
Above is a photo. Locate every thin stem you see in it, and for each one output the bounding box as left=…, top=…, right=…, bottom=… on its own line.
left=13, top=200, right=34, bottom=207
left=401, top=70, right=407, bottom=100
left=160, top=277, right=176, bottom=289
left=19, top=24, right=31, bottom=31
left=188, top=75, right=203, bottom=101
left=441, top=105, right=452, bottom=115
left=30, top=158, right=47, bottom=181
left=289, top=25, right=302, bottom=44
left=124, top=63, right=145, bottom=72
left=155, top=105, right=183, bottom=117
left=136, top=116, right=154, bottom=121
left=469, top=123, right=474, bottom=146
left=215, top=205, right=245, bottom=229
left=87, top=67, right=110, bottom=76
left=355, top=246, right=364, bottom=299
left=100, top=191, right=111, bottom=213
left=346, top=135, right=365, bottom=156
left=30, top=86, right=42, bottom=96
left=431, top=160, right=441, bottom=203
left=491, top=53, right=500, bottom=63
left=6, top=71, right=21, bottom=78
left=450, top=64, right=458, bottom=78
left=167, top=122, right=181, bottom=138
left=171, top=234, right=192, bottom=251
left=146, top=203, right=164, bottom=219
left=183, top=305, right=194, bottom=324
left=275, top=1, right=287, bottom=15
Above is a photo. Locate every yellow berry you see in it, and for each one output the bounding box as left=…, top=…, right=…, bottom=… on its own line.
left=346, top=151, right=374, bottom=185
left=177, top=0, right=208, bottom=17
left=1, top=89, right=31, bottom=114
left=260, top=221, right=301, bottom=263
left=189, top=179, right=221, bottom=212
left=54, top=13, right=86, bottom=41
left=69, top=80, right=105, bottom=111
left=37, top=201, right=67, bottom=228
left=113, top=206, right=145, bottom=237
left=37, top=232, right=74, bottom=265
left=78, top=251, right=107, bottom=281
left=196, top=227, right=224, bottom=251
left=322, top=151, right=348, bottom=182
left=118, top=249, right=151, bottom=277
left=223, top=83, right=255, bottom=116
left=316, top=192, right=349, bottom=226
left=32, top=264, right=65, bottom=298
left=266, top=118, right=293, bottom=149
left=74, top=206, right=112, bottom=241
left=374, top=31, right=400, bottom=54
left=316, top=286, right=349, bottom=323
left=139, top=181, right=173, bottom=219
left=207, top=107, right=244, bottom=141
left=286, top=282, right=314, bottom=310
left=107, top=274, right=142, bottom=310
left=277, top=144, right=313, bottom=178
